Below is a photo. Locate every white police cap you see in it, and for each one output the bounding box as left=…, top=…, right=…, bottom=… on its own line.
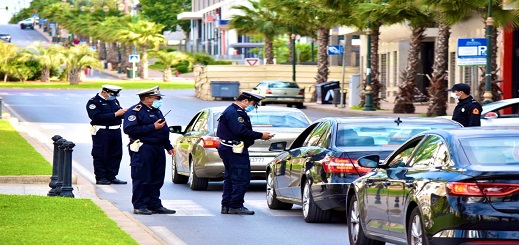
left=136, top=86, right=164, bottom=97
left=241, top=91, right=265, bottom=102
left=102, top=85, right=122, bottom=96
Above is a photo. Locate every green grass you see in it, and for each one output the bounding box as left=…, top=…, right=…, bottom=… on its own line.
left=0, top=120, right=52, bottom=175
left=0, top=80, right=195, bottom=90
left=0, top=195, right=137, bottom=245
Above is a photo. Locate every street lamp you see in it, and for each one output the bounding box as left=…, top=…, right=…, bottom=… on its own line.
left=291, top=26, right=296, bottom=82
left=311, top=38, right=315, bottom=62
left=362, top=23, right=375, bottom=111
left=483, top=1, right=493, bottom=104
left=103, top=5, right=109, bottom=69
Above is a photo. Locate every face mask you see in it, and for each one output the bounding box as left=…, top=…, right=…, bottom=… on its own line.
left=106, top=96, right=116, bottom=101
left=244, top=105, right=255, bottom=113
left=450, top=92, right=460, bottom=100
left=152, top=99, right=163, bottom=109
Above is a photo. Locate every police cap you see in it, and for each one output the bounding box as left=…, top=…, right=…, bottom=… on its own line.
left=102, top=84, right=122, bottom=97
left=136, top=86, right=164, bottom=97
left=241, top=91, right=265, bottom=103
left=447, top=83, right=471, bottom=95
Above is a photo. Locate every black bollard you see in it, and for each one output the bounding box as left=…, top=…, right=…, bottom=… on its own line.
left=47, top=135, right=63, bottom=196
left=54, top=138, right=67, bottom=196
left=60, top=141, right=75, bottom=198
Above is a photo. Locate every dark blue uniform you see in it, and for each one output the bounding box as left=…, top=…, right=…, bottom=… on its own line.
left=216, top=103, right=263, bottom=209
left=86, top=94, right=123, bottom=182
left=123, top=102, right=173, bottom=210
left=452, top=95, right=482, bottom=127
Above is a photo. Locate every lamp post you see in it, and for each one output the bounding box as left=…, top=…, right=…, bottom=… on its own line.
left=103, top=5, right=109, bottom=69
left=131, top=0, right=137, bottom=80
left=291, top=25, right=296, bottom=82
left=311, top=38, right=315, bottom=62
left=117, top=2, right=124, bottom=74
left=363, top=23, right=375, bottom=111
left=483, top=0, right=493, bottom=104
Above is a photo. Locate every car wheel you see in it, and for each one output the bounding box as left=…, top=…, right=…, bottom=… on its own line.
left=172, top=157, right=188, bottom=184
left=348, top=194, right=385, bottom=245
left=295, top=103, right=304, bottom=109
left=302, top=179, right=332, bottom=223
left=266, top=170, right=293, bottom=210
left=188, top=158, right=208, bottom=190
left=408, top=207, right=427, bottom=245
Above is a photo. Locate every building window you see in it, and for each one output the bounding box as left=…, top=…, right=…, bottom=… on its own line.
left=393, top=51, right=397, bottom=87
left=463, top=66, right=478, bottom=96
left=380, top=53, right=387, bottom=98
left=449, top=52, right=456, bottom=87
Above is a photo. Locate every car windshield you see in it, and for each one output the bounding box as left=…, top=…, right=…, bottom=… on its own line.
left=214, top=111, right=310, bottom=128
left=268, top=81, right=299, bottom=89
left=461, top=137, right=519, bottom=165
left=336, top=123, right=460, bottom=147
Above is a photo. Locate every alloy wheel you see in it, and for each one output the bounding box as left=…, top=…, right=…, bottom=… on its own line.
left=302, top=182, right=310, bottom=217
left=349, top=199, right=360, bottom=244
left=266, top=171, right=274, bottom=206
left=410, top=215, right=423, bottom=245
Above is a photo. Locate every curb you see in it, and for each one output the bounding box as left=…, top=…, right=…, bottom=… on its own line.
left=0, top=175, right=77, bottom=184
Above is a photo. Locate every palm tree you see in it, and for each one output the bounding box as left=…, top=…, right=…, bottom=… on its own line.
left=0, top=42, right=20, bottom=82
left=149, top=50, right=194, bottom=82
left=63, top=45, right=101, bottom=85
left=118, top=20, right=166, bottom=79
left=229, top=0, right=287, bottom=64
left=30, top=44, right=65, bottom=82
left=7, top=50, right=36, bottom=82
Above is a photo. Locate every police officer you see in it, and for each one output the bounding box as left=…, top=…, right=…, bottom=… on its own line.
left=448, top=83, right=482, bottom=127
left=217, top=91, right=274, bottom=215
left=86, top=85, right=127, bottom=185
left=123, top=86, right=176, bottom=215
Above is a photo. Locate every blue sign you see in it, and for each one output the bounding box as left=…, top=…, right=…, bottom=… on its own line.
left=457, top=38, right=487, bottom=66
left=32, top=13, right=38, bottom=18
left=327, top=45, right=344, bottom=55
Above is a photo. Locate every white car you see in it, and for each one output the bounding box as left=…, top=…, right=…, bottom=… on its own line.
left=18, top=18, right=39, bottom=29
left=440, top=98, right=519, bottom=126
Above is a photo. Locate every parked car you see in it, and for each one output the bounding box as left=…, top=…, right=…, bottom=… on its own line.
left=169, top=106, right=311, bottom=190
left=251, top=80, right=305, bottom=108
left=18, top=18, right=38, bottom=29
left=347, top=127, right=519, bottom=245
left=440, top=98, right=519, bottom=126
left=266, top=117, right=462, bottom=223
left=0, top=34, right=12, bottom=43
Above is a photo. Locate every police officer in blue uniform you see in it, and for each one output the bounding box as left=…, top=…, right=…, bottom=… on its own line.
left=448, top=83, right=482, bottom=127
left=217, top=91, right=274, bottom=215
left=123, top=86, right=176, bottom=215
left=86, top=85, right=127, bottom=185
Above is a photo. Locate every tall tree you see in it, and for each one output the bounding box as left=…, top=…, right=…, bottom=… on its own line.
left=149, top=50, right=194, bottom=82
left=0, top=42, right=21, bottom=82
left=30, top=44, right=65, bottom=82
left=63, top=45, right=100, bottom=85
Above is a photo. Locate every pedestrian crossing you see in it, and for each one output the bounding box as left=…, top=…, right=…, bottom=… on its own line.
left=160, top=199, right=302, bottom=217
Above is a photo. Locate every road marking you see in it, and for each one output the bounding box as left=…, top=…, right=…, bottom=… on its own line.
left=149, top=226, right=187, bottom=245
left=161, top=200, right=214, bottom=216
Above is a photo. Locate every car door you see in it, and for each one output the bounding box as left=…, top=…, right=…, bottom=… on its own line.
left=289, top=121, right=331, bottom=199
left=174, top=111, right=206, bottom=172
left=482, top=102, right=519, bottom=126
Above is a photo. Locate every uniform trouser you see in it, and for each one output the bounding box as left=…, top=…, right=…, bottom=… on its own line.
left=91, top=128, right=123, bottom=181
left=128, top=143, right=166, bottom=210
left=217, top=147, right=251, bottom=209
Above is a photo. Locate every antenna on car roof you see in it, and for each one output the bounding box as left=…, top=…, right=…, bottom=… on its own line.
left=394, top=117, right=402, bottom=126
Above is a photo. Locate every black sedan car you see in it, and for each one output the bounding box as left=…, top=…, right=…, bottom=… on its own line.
left=266, top=117, right=462, bottom=223
left=347, top=127, right=519, bottom=245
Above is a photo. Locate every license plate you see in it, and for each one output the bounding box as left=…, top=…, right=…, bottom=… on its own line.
left=250, top=157, right=264, bottom=163
left=278, top=98, right=293, bottom=101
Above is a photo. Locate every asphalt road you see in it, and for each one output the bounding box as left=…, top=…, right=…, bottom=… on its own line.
left=1, top=88, right=353, bottom=245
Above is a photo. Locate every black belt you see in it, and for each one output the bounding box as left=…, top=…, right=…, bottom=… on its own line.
left=140, top=140, right=163, bottom=146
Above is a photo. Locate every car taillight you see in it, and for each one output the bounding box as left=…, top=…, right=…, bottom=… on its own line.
left=446, top=182, right=519, bottom=197
left=200, top=136, right=219, bottom=148
left=266, top=89, right=272, bottom=94
left=322, top=157, right=371, bottom=174
left=298, top=89, right=304, bottom=95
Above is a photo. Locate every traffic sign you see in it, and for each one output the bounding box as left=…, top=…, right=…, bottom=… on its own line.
left=327, top=45, right=344, bottom=55
left=129, top=55, right=140, bottom=63
left=457, top=38, right=487, bottom=66
left=245, top=58, right=259, bottom=66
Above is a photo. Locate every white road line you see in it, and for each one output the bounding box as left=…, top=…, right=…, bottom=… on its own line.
left=149, top=226, right=187, bottom=245
left=161, top=200, right=214, bottom=216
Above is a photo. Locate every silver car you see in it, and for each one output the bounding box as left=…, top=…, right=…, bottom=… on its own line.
left=170, top=106, right=311, bottom=190
left=251, top=80, right=305, bottom=108
left=440, top=98, right=519, bottom=126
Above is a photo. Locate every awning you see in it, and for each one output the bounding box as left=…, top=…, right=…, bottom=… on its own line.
left=177, top=12, right=203, bottom=20
left=229, top=43, right=264, bottom=48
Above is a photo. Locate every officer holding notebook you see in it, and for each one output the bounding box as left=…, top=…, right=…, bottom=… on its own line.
left=86, top=85, right=127, bottom=185
left=216, top=91, right=274, bottom=215
left=123, top=86, right=176, bottom=215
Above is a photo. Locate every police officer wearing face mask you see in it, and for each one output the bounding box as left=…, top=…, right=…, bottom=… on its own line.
left=448, top=83, right=482, bottom=127
left=123, top=86, right=176, bottom=215
left=86, top=85, right=128, bottom=185
left=217, top=91, right=274, bottom=215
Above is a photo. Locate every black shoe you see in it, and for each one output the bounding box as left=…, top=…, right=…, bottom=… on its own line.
left=221, top=206, right=229, bottom=214
left=96, top=179, right=111, bottom=185
left=228, top=206, right=255, bottom=215
left=109, top=178, right=127, bottom=184
left=133, top=208, right=152, bottom=215
left=151, top=207, right=176, bottom=214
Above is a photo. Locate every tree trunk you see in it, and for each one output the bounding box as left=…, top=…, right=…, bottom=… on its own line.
left=163, top=67, right=172, bottom=82
left=477, top=28, right=502, bottom=102
left=138, top=45, right=148, bottom=79
left=288, top=32, right=294, bottom=63
left=107, top=42, right=118, bottom=70
left=426, top=22, right=450, bottom=117
left=315, top=26, right=330, bottom=85
left=98, top=41, right=107, bottom=60
left=360, top=25, right=381, bottom=108
left=121, top=45, right=132, bottom=71
left=265, top=37, right=274, bottom=64
left=68, top=68, right=82, bottom=85
left=394, top=26, right=426, bottom=113
left=41, top=65, right=51, bottom=82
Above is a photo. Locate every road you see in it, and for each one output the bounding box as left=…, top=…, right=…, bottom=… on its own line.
left=0, top=88, right=352, bottom=245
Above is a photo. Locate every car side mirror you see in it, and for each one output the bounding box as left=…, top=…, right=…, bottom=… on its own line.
left=357, top=155, right=380, bottom=168
left=484, top=112, right=498, bottom=119
left=169, top=125, right=182, bottom=134
left=269, top=141, right=287, bottom=152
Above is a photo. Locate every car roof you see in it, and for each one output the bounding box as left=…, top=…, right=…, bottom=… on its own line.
left=205, top=105, right=304, bottom=113
left=316, top=116, right=461, bottom=125
left=428, top=127, right=519, bottom=139
left=482, top=98, right=519, bottom=112
left=259, top=80, right=295, bottom=83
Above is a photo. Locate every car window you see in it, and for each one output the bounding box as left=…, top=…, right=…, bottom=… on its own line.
left=303, top=122, right=330, bottom=147
left=268, top=81, right=299, bottom=89
left=185, top=112, right=203, bottom=132
left=289, top=123, right=318, bottom=149
left=192, top=110, right=209, bottom=132
left=387, top=137, right=423, bottom=167
left=461, top=137, right=519, bottom=165
left=409, top=135, right=451, bottom=168
left=213, top=111, right=310, bottom=128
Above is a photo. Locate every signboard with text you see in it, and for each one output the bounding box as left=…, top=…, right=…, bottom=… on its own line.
left=457, top=38, right=487, bottom=66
